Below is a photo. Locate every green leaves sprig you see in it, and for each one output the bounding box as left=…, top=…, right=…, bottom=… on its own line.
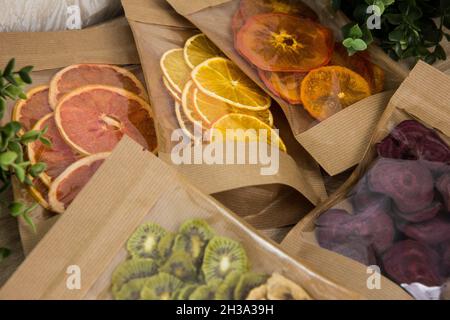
left=336, top=0, right=450, bottom=63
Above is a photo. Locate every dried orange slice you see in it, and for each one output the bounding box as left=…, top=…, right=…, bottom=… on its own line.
left=49, top=64, right=147, bottom=108
left=48, top=153, right=109, bottom=213
left=175, top=102, right=201, bottom=142
left=193, top=87, right=274, bottom=126
left=239, top=0, right=318, bottom=21
left=184, top=34, right=223, bottom=69
left=330, top=43, right=385, bottom=94
left=301, top=66, right=371, bottom=121
left=192, top=57, right=271, bottom=110
left=28, top=113, right=81, bottom=187
left=236, top=13, right=333, bottom=72
left=211, top=113, right=286, bottom=152
left=182, top=81, right=207, bottom=126
left=258, top=69, right=306, bottom=104
left=29, top=177, right=50, bottom=210
left=12, top=86, right=53, bottom=134
left=161, top=48, right=192, bottom=95
left=55, top=85, right=157, bottom=155
left=163, top=76, right=182, bottom=102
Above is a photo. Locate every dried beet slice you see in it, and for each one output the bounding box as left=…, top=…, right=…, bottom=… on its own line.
left=382, top=240, right=442, bottom=286
left=420, top=160, right=450, bottom=178
left=236, top=13, right=333, bottom=72
left=441, top=241, right=450, bottom=277
left=368, top=158, right=434, bottom=214
left=436, top=173, right=450, bottom=212
left=239, top=0, right=318, bottom=22
left=397, top=215, right=450, bottom=246
left=324, top=241, right=377, bottom=266
left=393, top=201, right=442, bottom=223
left=258, top=69, right=306, bottom=104
left=377, top=135, right=415, bottom=160
left=48, top=153, right=109, bottom=213
left=316, top=209, right=354, bottom=228
left=351, top=176, right=391, bottom=213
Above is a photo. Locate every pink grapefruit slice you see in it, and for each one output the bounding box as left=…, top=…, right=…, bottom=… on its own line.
left=48, top=153, right=109, bottom=213
left=27, top=113, right=81, bottom=187
left=12, top=86, right=53, bottom=134
left=49, top=64, right=148, bottom=108
left=54, top=85, right=157, bottom=155
left=29, top=177, right=50, bottom=210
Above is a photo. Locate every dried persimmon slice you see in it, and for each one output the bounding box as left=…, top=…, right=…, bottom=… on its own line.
left=239, top=0, right=318, bottom=21
left=49, top=64, right=148, bottom=108
left=258, top=69, right=306, bottom=104
left=301, top=66, right=371, bottom=121
left=55, top=85, right=157, bottom=155
left=236, top=13, right=333, bottom=72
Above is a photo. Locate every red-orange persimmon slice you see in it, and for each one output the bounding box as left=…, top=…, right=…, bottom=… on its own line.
left=258, top=69, right=306, bottom=104
left=239, top=0, right=318, bottom=21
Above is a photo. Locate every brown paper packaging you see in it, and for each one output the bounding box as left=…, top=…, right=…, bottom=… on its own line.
left=0, top=137, right=361, bottom=300
left=0, top=18, right=142, bottom=254
left=164, top=0, right=411, bottom=176
left=122, top=0, right=327, bottom=232
left=281, top=61, right=450, bottom=300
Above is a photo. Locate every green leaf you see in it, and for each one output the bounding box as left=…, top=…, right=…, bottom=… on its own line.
left=0, top=151, right=17, bottom=166
left=9, top=202, right=26, bottom=217
left=29, top=162, right=47, bottom=177
left=39, top=136, right=52, bottom=148
left=19, top=65, right=33, bottom=74
left=349, top=24, right=364, bottom=38
left=343, top=38, right=355, bottom=48
left=20, top=130, right=41, bottom=144
left=22, top=211, right=37, bottom=233
left=351, top=39, right=368, bottom=51
left=12, top=164, right=25, bottom=183
left=3, top=58, right=15, bottom=76
left=19, top=71, right=32, bottom=84
left=0, top=247, right=11, bottom=262
left=389, top=27, right=405, bottom=42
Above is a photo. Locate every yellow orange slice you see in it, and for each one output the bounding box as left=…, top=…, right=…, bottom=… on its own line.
left=55, top=85, right=157, bottom=156
left=12, top=86, right=53, bottom=134
left=182, top=81, right=206, bottom=126
left=193, top=87, right=273, bottom=127
left=192, top=57, right=271, bottom=111
left=160, top=48, right=192, bottom=95
left=49, top=64, right=148, bottom=108
left=211, top=113, right=286, bottom=152
left=48, top=153, right=109, bottom=213
left=163, top=76, right=182, bottom=103
left=175, top=102, right=200, bottom=142
left=184, top=34, right=223, bottom=69
left=301, top=66, right=371, bottom=121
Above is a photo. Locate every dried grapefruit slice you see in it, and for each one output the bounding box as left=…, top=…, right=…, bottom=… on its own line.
left=12, top=86, right=53, bottom=134
left=163, top=76, right=182, bottom=103
left=161, top=48, right=192, bottom=95
left=258, top=69, right=306, bottom=104
left=211, top=113, right=286, bottom=152
left=48, top=153, right=109, bottom=213
left=49, top=64, right=148, bottom=108
left=236, top=13, right=333, bottom=72
left=192, top=57, right=271, bottom=111
left=29, top=177, right=50, bottom=210
left=239, top=0, right=318, bottom=21
left=301, top=66, right=371, bottom=121
left=55, top=85, right=157, bottom=155
left=28, top=113, right=80, bottom=187
left=193, top=87, right=274, bottom=126
left=182, top=81, right=206, bottom=126
left=184, top=34, right=223, bottom=69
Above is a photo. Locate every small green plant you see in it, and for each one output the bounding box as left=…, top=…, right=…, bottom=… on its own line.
left=335, top=0, right=450, bottom=63
left=0, top=58, right=50, bottom=259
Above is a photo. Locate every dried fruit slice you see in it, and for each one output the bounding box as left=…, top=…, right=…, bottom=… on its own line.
left=236, top=13, right=333, bottom=72
left=266, top=273, right=312, bottom=300
left=12, top=86, right=53, bottom=134
left=193, top=87, right=273, bottom=127
left=211, top=114, right=287, bottom=152
left=301, top=66, right=371, bottom=121
left=239, top=0, right=318, bottom=21
left=175, top=102, right=199, bottom=141
left=49, top=64, right=147, bottom=108
left=184, top=34, right=223, bottom=69
left=192, top=57, right=271, bottom=110
left=27, top=113, right=80, bottom=187
left=55, top=85, right=157, bottom=155
left=182, top=81, right=206, bottom=126
left=258, top=69, right=306, bottom=104
left=48, top=153, right=109, bottom=213
left=163, top=76, right=181, bottom=103
left=160, top=48, right=192, bottom=95
left=29, top=177, right=50, bottom=210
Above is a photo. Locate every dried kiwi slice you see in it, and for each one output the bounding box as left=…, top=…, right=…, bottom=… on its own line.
left=113, top=278, right=150, bottom=300
left=127, top=223, right=167, bottom=260
left=141, top=273, right=185, bottom=300
left=158, top=232, right=176, bottom=262
left=176, top=285, right=198, bottom=300
left=202, top=236, right=249, bottom=283
left=189, top=284, right=217, bottom=300
left=111, top=259, right=159, bottom=294
left=173, top=219, right=215, bottom=264
left=215, top=271, right=242, bottom=300
left=234, top=273, right=269, bottom=300
left=160, top=251, right=198, bottom=282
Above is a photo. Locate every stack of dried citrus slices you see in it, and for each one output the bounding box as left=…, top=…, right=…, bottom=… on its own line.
left=160, top=33, right=286, bottom=152
left=12, top=64, right=157, bottom=213
left=232, top=0, right=385, bottom=121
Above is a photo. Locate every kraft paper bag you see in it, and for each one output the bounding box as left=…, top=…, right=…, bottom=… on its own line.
left=281, top=61, right=450, bottom=300
left=0, top=137, right=361, bottom=300
left=122, top=0, right=327, bottom=234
